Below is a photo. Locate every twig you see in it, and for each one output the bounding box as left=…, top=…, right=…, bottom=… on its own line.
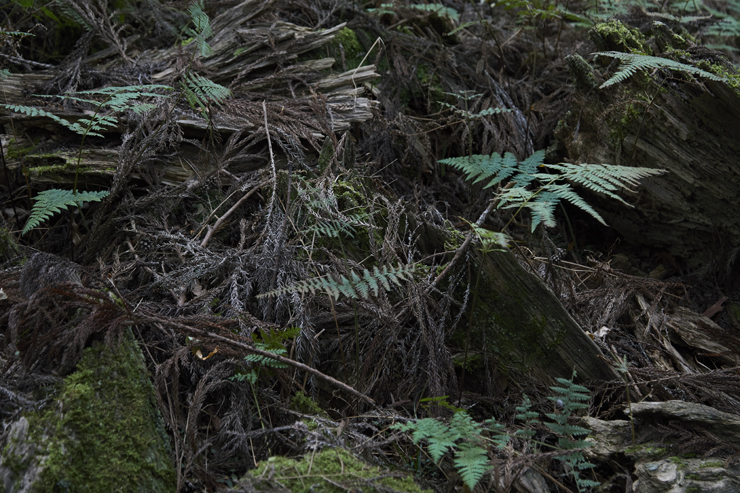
left=138, top=311, right=377, bottom=407
left=200, top=180, right=268, bottom=248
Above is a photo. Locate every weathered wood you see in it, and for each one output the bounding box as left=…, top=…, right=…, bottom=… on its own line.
left=558, top=53, right=740, bottom=270
left=414, top=220, right=618, bottom=384
left=469, top=248, right=619, bottom=383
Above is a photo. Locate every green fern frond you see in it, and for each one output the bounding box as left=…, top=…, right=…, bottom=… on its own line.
left=7, top=86, right=170, bottom=138
left=23, top=189, right=109, bottom=235
left=538, top=183, right=606, bottom=227
left=454, top=441, right=489, bottom=491
left=186, top=0, right=213, bottom=57
left=183, top=72, right=231, bottom=116
left=594, top=51, right=726, bottom=88
left=4, top=104, right=102, bottom=137
left=439, top=152, right=519, bottom=187
left=244, top=343, right=289, bottom=369
left=408, top=3, right=460, bottom=21
left=443, top=149, right=664, bottom=231
left=305, top=219, right=357, bottom=238
left=257, top=264, right=418, bottom=301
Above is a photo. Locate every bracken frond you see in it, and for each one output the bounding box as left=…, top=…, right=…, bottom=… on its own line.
left=594, top=51, right=726, bottom=88
left=257, top=264, right=418, bottom=301
left=23, top=189, right=109, bottom=235
left=442, top=149, right=665, bottom=231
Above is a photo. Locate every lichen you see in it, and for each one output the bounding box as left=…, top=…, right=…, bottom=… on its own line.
left=23, top=330, right=175, bottom=492
left=243, top=448, right=430, bottom=493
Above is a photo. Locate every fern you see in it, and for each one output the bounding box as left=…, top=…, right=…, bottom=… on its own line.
left=544, top=371, right=599, bottom=492
left=394, top=412, right=491, bottom=490
left=594, top=51, right=726, bottom=88
left=394, top=377, right=599, bottom=491
left=257, top=264, right=418, bottom=301
left=186, top=0, right=213, bottom=57
left=183, top=72, right=231, bottom=110
left=180, top=1, right=231, bottom=120
left=407, top=3, right=460, bottom=21
left=305, top=218, right=357, bottom=238
left=23, top=189, right=109, bottom=235
left=441, top=150, right=664, bottom=231
left=4, top=85, right=170, bottom=138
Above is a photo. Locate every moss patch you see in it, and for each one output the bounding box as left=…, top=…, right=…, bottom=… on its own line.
left=590, top=20, right=651, bottom=54
left=16, top=330, right=175, bottom=492
left=290, top=391, right=326, bottom=416
left=244, top=448, right=430, bottom=493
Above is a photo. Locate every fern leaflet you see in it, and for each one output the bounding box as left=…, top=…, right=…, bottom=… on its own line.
left=454, top=441, right=489, bottom=491
left=23, top=189, right=109, bottom=235
left=257, top=264, right=418, bottom=301
left=594, top=51, right=726, bottom=88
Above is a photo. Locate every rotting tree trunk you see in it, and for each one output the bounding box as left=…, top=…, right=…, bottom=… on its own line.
left=414, top=220, right=618, bottom=385
left=557, top=34, right=740, bottom=270
left=471, top=248, right=618, bottom=383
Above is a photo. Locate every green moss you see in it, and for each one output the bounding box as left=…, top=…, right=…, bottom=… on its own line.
left=700, top=460, right=725, bottom=468
left=333, top=28, right=363, bottom=63
left=320, top=27, right=365, bottom=71
left=24, top=330, right=175, bottom=492
left=590, top=20, right=651, bottom=54
left=5, top=139, right=36, bottom=160
left=461, top=273, right=562, bottom=374
left=625, top=445, right=667, bottom=456
left=696, top=60, right=740, bottom=92
left=290, top=391, right=325, bottom=416
left=246, top=448, right=430, bottom=493
left=668, top=456, right=687, bottom=469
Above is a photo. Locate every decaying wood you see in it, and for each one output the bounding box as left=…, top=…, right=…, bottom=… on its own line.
left=0, top=5, right=379, bottom=189
left=414, top=218, right=618, bottom=384
left=559, top=70, right=740, bottom=270
left=666, top=307, right=740, bottom=367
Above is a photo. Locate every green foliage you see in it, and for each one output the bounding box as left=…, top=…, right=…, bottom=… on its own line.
left=182, top=72, right=231, bottom=111
left=366, top=3, right=459, bottom=21
left=186, top=0, right=213, bottom=57
left=23, top=189, right=109, bottom=235
left=180, top=0, right=231, bottom=120
left=545, top=371, right=600, bottom=492
left=440, top=149, right=664, bottom=231
left=258, top=264, right=419, bottom=301
left=394, top=374, right=599, bottom=492
left=595, top=51, right=727, bottom=88
left=394, top=412, right=495, bottom=490
left=232, top=327, right=301, bottom=384
left=4, top=85, right=171, bottom=138
left=6, top=85, right=168, bottom=236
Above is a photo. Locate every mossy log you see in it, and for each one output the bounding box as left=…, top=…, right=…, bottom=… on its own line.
left=0, top=330, right=176, bottom=492
left=414, top=220, right=618, bottom=384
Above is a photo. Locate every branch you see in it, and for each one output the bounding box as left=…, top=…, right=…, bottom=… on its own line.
left=138, top=311, right=377, bottom=408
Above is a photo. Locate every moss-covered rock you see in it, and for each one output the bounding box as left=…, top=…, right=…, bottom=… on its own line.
left=236, top=447, right=430, bottom=493
left=0, top=330, right=175, bottom=493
